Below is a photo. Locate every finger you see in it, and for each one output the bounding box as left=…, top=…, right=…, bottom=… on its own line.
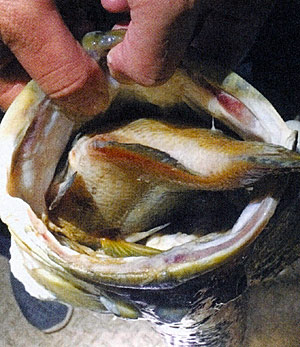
left=0, top=80, right=27, bottom=112
left=0, top=0, right=108, bottom=117
left=101, top=0, right=129, bottom=13
left=105, top=0, right=200, bottom=86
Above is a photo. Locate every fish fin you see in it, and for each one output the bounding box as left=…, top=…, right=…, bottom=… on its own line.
left=48, top=171, right=77, bottom=211
left=234, top=144, right=300, bottom=187
left=94, top=140, right=202, bottom=188
left=100, top=238, right=162, bottom=257
left=245, top=144, right=300, bottom=169
left=125, top=223, right=170, bottom=243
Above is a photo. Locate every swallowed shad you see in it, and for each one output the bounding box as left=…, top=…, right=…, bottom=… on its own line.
left=44, top=118, right=300, bottom=256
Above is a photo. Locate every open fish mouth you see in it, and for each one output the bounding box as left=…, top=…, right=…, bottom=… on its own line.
left=0, top=31, right=298, bottom=305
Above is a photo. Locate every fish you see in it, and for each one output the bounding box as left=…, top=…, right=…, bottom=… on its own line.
left=44, top=118, right=300, bottom=255
left=0, top=25, right=299, bottom=347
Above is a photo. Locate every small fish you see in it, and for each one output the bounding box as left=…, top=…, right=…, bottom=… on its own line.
left=46, top=118, right=300, bottom=256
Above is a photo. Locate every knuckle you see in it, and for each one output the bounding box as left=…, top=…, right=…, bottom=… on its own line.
left=43, top=60, right=93, bottom=100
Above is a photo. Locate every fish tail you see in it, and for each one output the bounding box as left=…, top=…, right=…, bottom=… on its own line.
left=236, top=144, right=300, bottom=187
left=245, top=145, right=300, bottom=172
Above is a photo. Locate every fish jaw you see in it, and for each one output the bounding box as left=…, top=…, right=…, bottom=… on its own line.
left=0, top=32, right=297, bottom=292
left=0, top=81, right=75, bottom=217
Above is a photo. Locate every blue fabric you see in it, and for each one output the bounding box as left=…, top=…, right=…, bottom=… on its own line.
left=0, top=220, right=71, bottom=332
left=10, top=273, right=71, bottom=332
left=0, top=221, right=10, bottom=258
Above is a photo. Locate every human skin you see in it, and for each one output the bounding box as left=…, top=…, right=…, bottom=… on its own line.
left=0, top=0, right=273, bottom=114
left=0, top=0, right=202, bottom=113
left=101, top=0, right=201, bottom=86
left=103, top=0, right=275, bottom=85
left=0, top=0, right=108, bottom=115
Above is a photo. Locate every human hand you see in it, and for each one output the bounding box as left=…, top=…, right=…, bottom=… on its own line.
left=101, top=0, right=201, bottom=86
left=0, top=0, right=108, bottom=116
left=102, top=0, right=274, bottom=86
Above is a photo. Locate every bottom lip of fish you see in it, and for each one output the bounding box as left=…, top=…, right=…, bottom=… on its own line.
left=5, top=187, right=278, bottom=289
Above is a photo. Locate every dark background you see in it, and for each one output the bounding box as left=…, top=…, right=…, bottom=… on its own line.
left=243, top=0, right=300, bottom=120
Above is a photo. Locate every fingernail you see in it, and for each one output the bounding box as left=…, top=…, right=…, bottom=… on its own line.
left=107, top=52, right=134, bottom=85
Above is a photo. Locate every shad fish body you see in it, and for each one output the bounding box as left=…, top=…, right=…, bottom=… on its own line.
left=45, top=118, right=300, bottom=252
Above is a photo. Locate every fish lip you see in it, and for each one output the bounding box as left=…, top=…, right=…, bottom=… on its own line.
left=13, top=186, right=278, bottom=289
